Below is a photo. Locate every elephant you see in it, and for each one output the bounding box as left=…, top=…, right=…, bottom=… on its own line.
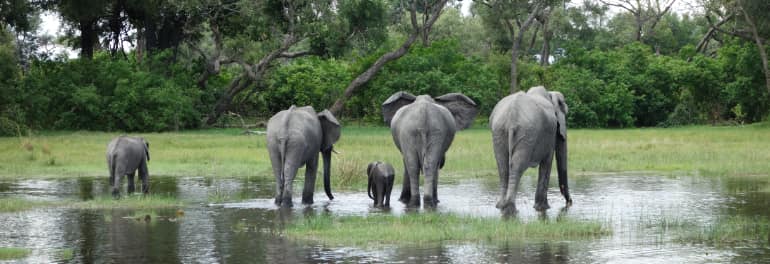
left=489, top=86, right=572, bottom=215
left=367, top=161, right=395, bottom=208
left=266, top=105, right=340, bottom=207
left=382, top=91, right=479, bottom=208
left=106, top=136, right=150, bottom=198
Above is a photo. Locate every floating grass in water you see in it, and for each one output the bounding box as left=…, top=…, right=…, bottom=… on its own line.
left=0, top=247, right=31, bottom=260
left=69, top=194, right=183, bottom=210
left=286, top=213, right=610, bottom=245
left=679, top=215, right=770, bottom=245
left=0, top=198, right=54, bottom=212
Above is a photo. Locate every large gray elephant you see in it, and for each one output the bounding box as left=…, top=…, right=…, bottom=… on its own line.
left=382, top=92, right=479, bottom=208
left=489, top=86, right=572, bottom=214
left=106, top=136, right=150, bottom=198
left=266, top=105, right=340, bottom=207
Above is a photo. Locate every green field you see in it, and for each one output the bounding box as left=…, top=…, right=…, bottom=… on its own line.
left=1, top=124, right=768, bottom=185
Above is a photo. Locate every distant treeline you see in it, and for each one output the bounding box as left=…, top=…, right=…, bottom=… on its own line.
left=1, top=1, right=769, bottom=135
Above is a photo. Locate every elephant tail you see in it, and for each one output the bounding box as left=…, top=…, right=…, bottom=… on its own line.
left=367, top=175, right=374, bottom=200
left=277, top=137, right=288, bottom=187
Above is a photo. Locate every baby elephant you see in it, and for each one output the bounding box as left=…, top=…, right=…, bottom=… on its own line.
left=107, top=136, right=150, bottom=198
left=367, top=161, right=395, bottom=208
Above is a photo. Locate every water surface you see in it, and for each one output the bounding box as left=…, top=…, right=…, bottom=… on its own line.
left=1, top=174, right=769, bottom=263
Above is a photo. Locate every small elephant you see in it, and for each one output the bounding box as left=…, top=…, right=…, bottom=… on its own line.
left=367, top=161, right=395, bottom=208
left=106, top=136, right=150, bottom=198
left=266, top=105, right=341, bottom=207
left=489, top=86, right=572, bottom=215
left=382, top=91, right=479, bottom=208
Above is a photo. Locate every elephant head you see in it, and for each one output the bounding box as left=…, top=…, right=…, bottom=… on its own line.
left=318, top=109, right=340, bottom=200
left=549, top=91, right=568, bottom=140
left=382, top=91, right=478, bottom=130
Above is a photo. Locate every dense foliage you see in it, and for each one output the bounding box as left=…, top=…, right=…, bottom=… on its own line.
left=1, top=0, right=769, bottom=135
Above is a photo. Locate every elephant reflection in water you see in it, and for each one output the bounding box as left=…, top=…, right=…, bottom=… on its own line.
left=107, top=210, right=180, bottom=262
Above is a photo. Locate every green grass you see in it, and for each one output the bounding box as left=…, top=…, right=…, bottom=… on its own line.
left=286, top=213, right=610, bottom=245
left=0, top=198, right=54, bottom=212
left=0, top=247, right=31, bottom=260
left=1, top=125, right=769, bottom=187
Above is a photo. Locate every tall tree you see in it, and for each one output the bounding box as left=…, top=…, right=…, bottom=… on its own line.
left=475, top=0, right=546, bottom=93
left=58, top=0, right=110, bottom=59
left=328, top=0, right=449, bottom=115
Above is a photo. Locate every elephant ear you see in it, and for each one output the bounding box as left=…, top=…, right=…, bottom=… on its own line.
left=549, top=91, right=568, bottom=139
left=435, top=93, right=479, bottom=130
left=381, top=91, right=416, bottom=126
left=143, top=139, right=150, bottom=162
left=318, top=109, right=341, bottom=151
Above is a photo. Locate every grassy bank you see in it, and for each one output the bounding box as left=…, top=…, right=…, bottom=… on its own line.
left=286, top=213, right=610, bottom=245
left=1, top=125, right=769, bottom=185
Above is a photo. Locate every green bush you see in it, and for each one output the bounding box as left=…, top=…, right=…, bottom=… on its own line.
left=13, top=51, right=201, bottom=132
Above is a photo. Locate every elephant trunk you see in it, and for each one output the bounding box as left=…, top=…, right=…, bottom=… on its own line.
left=322, top=148, right=334, bottom=200
left=555, top=137, right=572, bottom=205
left=367, top=172, right=375, bottom=200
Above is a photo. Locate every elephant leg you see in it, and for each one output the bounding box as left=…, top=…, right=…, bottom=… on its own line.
left=492, top=132, right=509, bottom=209
left=127, top=171, right=136, bottom=194
left=302, top=155, right=319, bottom=205
left=111, top=166, right=124, bottom=198
left=398, top=157, right=411, bottom=203
left=139, top=160, right=149, bottom=194
left=384, top=181, right=392, bottom=207
left=534, top=154, right=553, bottom=211
left=500, top=150, right=529, bottom=215
left=280, top=162, right=301, bottom=208
left=375, top=180, right=385, bottom=207
left=403, top=152, right=421, bottom=208
left=422, top=153, right=441, bottom=208
left=268, top=146, right=284, bottom=205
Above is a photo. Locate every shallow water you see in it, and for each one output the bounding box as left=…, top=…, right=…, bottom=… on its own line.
left=0, top=174, right=769, bottom=263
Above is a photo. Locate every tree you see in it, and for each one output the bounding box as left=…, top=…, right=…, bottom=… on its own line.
left=475, top=0, right=552, bottom=93
left=328, top=0, right=449, bottom=115
left=599, top=0, right=676, bottom=50
left=702, top=0, right=770, bottom=95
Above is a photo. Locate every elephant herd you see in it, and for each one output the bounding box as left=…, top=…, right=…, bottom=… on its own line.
left=107, top=86, right=572, bottom=214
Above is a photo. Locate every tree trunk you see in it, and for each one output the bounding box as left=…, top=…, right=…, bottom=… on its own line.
left=510, top=41, right=520, bottom=94
left=635, top=16, right=643, bottom=42
left=540, top=16, right=550, bottom=66
left=740, top=3, right=770, bottom=94
left=206, top=76, right=253, bottom=126
left=78, top=18, right=98, bottom=59
left=328, top=0, right=448, bottom=116
left=507, top=5, right=542, bottom=94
